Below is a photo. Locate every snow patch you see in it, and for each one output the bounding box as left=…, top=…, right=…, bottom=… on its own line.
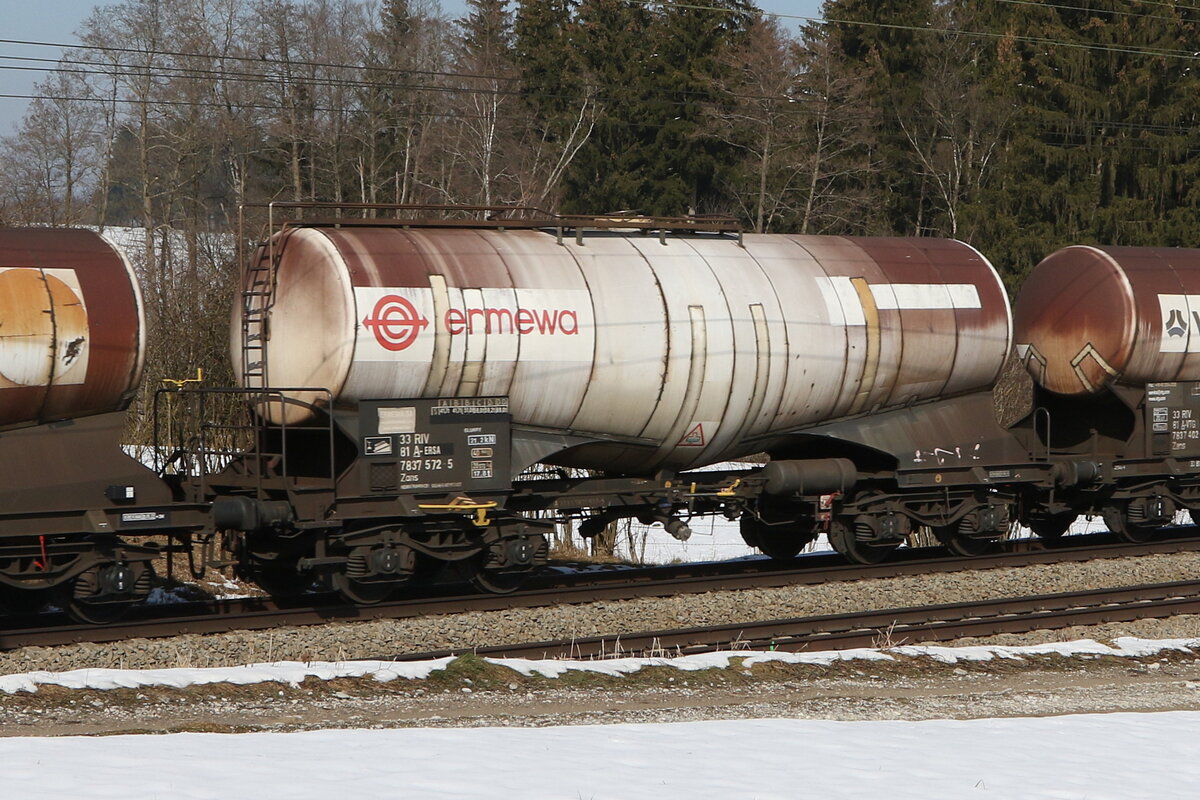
left=4, top=636, right=1197, bottom=695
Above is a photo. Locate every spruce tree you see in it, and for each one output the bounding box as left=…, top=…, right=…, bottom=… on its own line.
left=648, top=0, right=755, bottom=215
left=825, top=0, right=937, bottom=234
left=962, top=0, right=1200, bottom=280
left=514, top=0, right=580, bottom=125
left=563, top=0, right=753, bottom=216
left=562, top=0, right=654, bottom=213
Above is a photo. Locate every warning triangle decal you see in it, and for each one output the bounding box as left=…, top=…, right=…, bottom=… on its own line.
left=677, top=422, right=706, bottom=447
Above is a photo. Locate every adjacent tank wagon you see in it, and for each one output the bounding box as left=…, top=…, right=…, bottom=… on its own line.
left=0, top=228, right=144, bottom=427
left=1014, top=245, right=1200, bottom=396
left=0, top=229, right=206, bottom=622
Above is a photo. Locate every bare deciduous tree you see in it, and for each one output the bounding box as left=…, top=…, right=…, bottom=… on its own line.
left=895, top=29, right=1015, bottom=237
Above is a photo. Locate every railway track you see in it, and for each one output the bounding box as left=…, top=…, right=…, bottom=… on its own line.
left=396, top=579, right=1200, bottom=662
left=5, top=528, right=1200, bottom=651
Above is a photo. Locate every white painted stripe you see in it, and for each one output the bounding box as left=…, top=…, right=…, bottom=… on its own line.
left=815, top=276, right=866, bottom=326
left=1157, top=293, right=1200, bottom=353
left=817, top=279, right=982, bottom=325
left=872, top=283, right=981, bottom=310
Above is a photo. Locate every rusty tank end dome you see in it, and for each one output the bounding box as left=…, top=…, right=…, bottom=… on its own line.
left=230, top=228, right=356, bottom=416
left=236, top=226, right=1012, bottom=472
left=1014, top=245, right=1200, bottom=396
left=0, top=228, right=145, bottom=429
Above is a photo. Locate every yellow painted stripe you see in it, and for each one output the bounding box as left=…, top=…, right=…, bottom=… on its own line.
left=849, top=277, right=880, bottom=414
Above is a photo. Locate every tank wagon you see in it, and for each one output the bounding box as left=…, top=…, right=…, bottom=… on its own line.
left=1011, top=245, right=1200, bottom=540
left=204, top=206, right=1030, bottom=595
left=5, top=211, right=1200, bottom=622
left=0, top=229, right=206, bottom=622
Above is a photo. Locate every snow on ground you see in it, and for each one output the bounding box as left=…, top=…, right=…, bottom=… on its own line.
left=634, top=514, right=758, bottom=563
left=630, top=508, right=1191, bottom=564
left=5, top=634, right=1199, bottom=797
left=2, top=636, right=1196, bottom=695
left=4, top=712, right=1199, bottom=799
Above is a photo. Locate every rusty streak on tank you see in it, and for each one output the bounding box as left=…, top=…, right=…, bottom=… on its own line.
left=1014, top=245, right=1200, bottom=396
left=0, top=228, right=144, bottom=428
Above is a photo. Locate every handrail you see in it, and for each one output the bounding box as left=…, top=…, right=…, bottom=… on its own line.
left=236, top=201, right=742, bottom=252
left=152, top=385, right=337, bottom=501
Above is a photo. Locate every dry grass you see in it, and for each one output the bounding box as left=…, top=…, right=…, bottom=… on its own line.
left=993, top=349, right=1035, bottom=428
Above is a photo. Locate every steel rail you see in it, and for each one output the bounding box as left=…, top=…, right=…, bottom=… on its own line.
left=4, top=529, right=1200, bottom=650
left=394, top=580, right=1200, bottom=662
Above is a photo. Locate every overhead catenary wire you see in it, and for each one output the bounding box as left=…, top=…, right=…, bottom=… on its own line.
left=987, top=0, right=1186, bottom=22
left=631, top=0, right=1200, bottom=62
left=0, top=57, right=541, bottom=104
left=2, top=0, right=1200, bottom=103
left=0, top=36, right=526, bottom=86
left=2, top=25, right=1199, bottom=134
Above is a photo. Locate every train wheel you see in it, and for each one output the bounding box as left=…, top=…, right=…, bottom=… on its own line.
left=470, top=533, right=546, bottom=594
left=0, top=587, right=49, bottom=616
left=829, top=518, right=899, bottom=564
left=1102, top=506, right=1157, bottom=543
left=738, top=521, right=760, bottom=549
left=330, top=543, right=421, bottom=604
left=1027, top=513, right=1077, bottom=541
left=470, top=568, right=529, bottom=595
left=331, top=572, right=398, bottom=605
left=247, top=561, right=314, bottom=597
left=67, top=596, right=132, bottom=625
left=739, top=515, right=816, bottom=560
left=66, top=562, right=146, bottom=624
left=932, top=524, right=996, bottom=557
left=756, top=532, right=807, bottom=560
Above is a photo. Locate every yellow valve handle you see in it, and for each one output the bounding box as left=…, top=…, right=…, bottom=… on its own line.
left=162, top=368, right=205, bottom=388
left=680, top=478, right=742, bottom=497
left=418, top=497, right=498, bottom=528
left=717, top=478, right=742, bottom=497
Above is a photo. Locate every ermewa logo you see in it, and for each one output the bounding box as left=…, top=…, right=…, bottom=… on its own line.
left=363, top=292, right=580, bottom=353
left=363, top=295, right=430, bottom=352
left=1157, top=294, right=1200, bottom=354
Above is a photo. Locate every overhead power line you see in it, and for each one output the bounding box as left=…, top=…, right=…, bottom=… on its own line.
left=4, top=0, right=1200, bottom=99
left=2, top=1, right=1199, bottom=122
left=0, top=57, right=538, bottom=105
left=0, top=36, right=524, bottom=86
left=1, top=0, right=1199, bottom=146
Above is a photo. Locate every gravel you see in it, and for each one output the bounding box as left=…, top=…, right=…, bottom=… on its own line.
left=5, top=551, right=1200, bottom=675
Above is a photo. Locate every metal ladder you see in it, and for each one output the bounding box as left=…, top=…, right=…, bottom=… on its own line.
left=239, top=240, right=280, bottom=390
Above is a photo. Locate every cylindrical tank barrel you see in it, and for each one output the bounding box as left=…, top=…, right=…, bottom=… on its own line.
left=1014, top=245, right=1200, bottom=395
left=0, top=228, right=145, bottom=428
left=235, top=227, right=1011, bottom=472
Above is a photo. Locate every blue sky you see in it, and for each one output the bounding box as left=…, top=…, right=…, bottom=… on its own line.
left=0, top=0, right=824, bottom=133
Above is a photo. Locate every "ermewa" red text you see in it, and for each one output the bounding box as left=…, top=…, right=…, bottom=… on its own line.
left=444, top=306, right=580, bottom=335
